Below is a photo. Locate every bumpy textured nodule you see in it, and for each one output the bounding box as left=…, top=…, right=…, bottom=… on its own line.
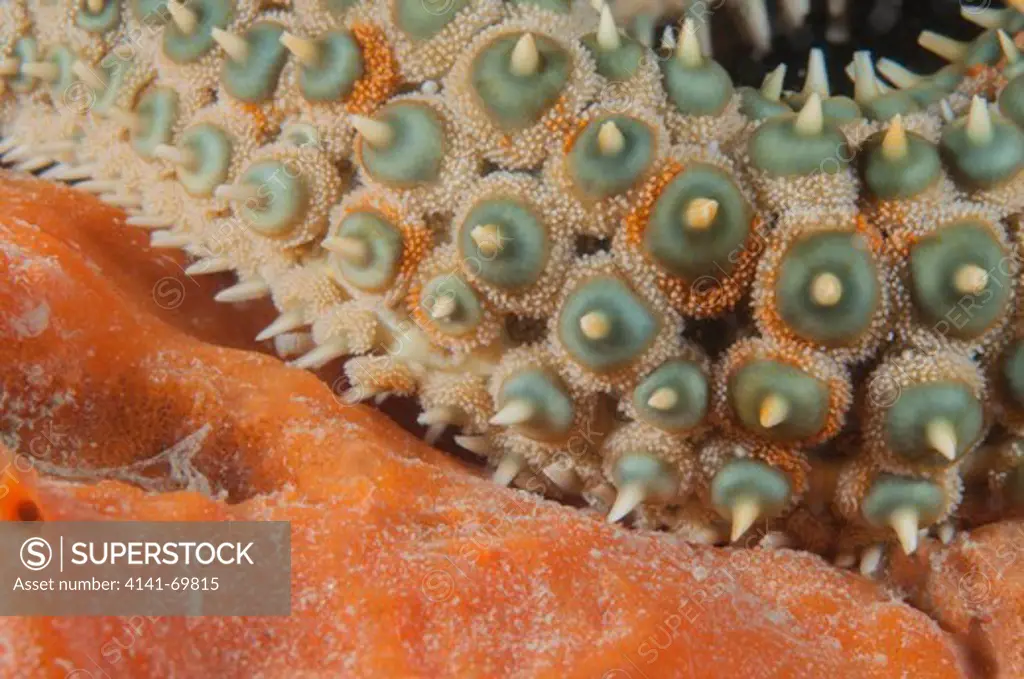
left=2, top=0, right=1024, bottom=571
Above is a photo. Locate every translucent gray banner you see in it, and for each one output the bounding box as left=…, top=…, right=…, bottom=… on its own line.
left=1, top=521, right=291, bottom=616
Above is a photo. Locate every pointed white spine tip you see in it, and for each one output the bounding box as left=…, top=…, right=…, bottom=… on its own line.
left=794, top=92, right=824, bottom=136
left=493, top=455, right=524, bottom=487
left=937, top=522, right=956, bottom=545
left=761, top=64, right=786, bottom=102
left=214, top=279, right=270, bottom=304
left=489, top=399, right=535, bottom=427
left=803, top=48, right=830, bottom=98
left=3, top=145, right=34, bottom=163
left=470, top=223, right=503, bottom=256
left=166, top=0, right=198, bottom=33
left=579, top=311, right=611, bottom=340
left=149, top=230, right=192, bottom=249
left=660, top=26, right=676, bottom=52
left=280, top=31, right=320, bottom=67
left=596, top=120, right=626, bottom=156
left=454, top=435, right=491, bottom=457
left=322, top=235, right=369, bottom=264
left=876, top=58, right=921, bottom=89
left=859, top=544, right=884, bottom=576
left=153, top=143, right=196, bottom=168
left=646, top=386, right=678, bottom=411
left=72, top=61, right=106, bottom=90
left=684, top=197, right=719, bottom=230
left=124, top=214, right=173, bottom=229
left=350, top=114, right=394, bottom=148
left=953, top=263, right=989, bottom=296
left=43, top=163, right=96, bottom=181
left=184, top=256, right=232, bottom=275
left=289, top=338, right=347, bottom=370
left=101, top=193, right=142, bottom=209
left=966, top=95, right=995, bottom=145
left=758, top=393, right=790, bottom=429
left=214, top=182, right=260, bottom=203
left=417, top=406, right=461, bottom=428
left=15, top=157, right=53, bottom=173
left=20, top=61, right=60, bottom=82
left=75, top=179, right=121, bottom=194
left=676, top=18, right=703, bottom=67
left=852, top=50, right=881, bottom=103
left=729, top=495, right=761, bottom=542
left=918, top=30, right=968, bottom=63
left=960, top=6, right=1004, bottom=29
left=810, top=271, right=844, bottom=307
left=429, top=294, right=457, bottom=320
left=940, top=99, right=956, bottom=123
left=607, top=483, right=646, bottom=523
left=255, top=309, right=306, bottom=342
left=211, top=27, right=250, bottom=63
left=925, top=418, right=959, bottom=461
left=882, top=114, right=909, bottom=160
left=597, top=5, right=621, bottom=51
left=85, top=0, right=104, bottom=14
left=889, top=506, right=920, bottom=555
left=510, top=33, right=540, bottom=77
left=997, top=30, right=1020, bottom=63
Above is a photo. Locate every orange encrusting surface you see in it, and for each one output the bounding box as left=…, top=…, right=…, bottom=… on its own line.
left=0, top=174, right=994, bottom=677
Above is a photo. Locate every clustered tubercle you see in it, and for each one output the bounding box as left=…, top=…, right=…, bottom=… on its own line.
left=1, top=0, right=1024, bottom=574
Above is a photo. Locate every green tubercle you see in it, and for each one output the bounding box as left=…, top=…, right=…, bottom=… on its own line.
left=76, top=0, right=121, bottom=33
left=9, top=38, right=39, bottom=94
left=738, top=86, right=792, bottom=121
left=940, top=111, right=1024, bottom=190
left=860, top=91, right=920, bottom=121
left=333, top=211, right=404, bottom=291
left=747, top=115, right=850, bottom=177
left=660, top=55, right=734, bottom=117
left=557, top=276, right=658, bottom=373
left=237, top=161, right=310, bottom=238
left=883, top=382, right=984, bottom=465
left=862, top=475, right=946, bottom=528
left=964, top=30, right=1005, bottom=66
left=567, top=115, right=655, bottom=199
left=280, top=123, right=320, bottom=149
left=613, top=453, right=679, bottom=500
left=43, top=45, right=76, bottom=104
left=632, top=359, right=709, bottom=432
left=860, top=125, right=942, bottom=199
left=360, top=102, right=445, bottom=187
left=470, top=33, right=570, bottom=132
left=89, top=55, right=133, bottom=115
left=727, top=360, right=828, bottom=442
left=999, top=73, right=1024, bottom=129
left=177, top=123, right=232, bottom=197
left=644, top=163, right=752, bottom=279
left=163, top=0, right=232, bottom=64
left=129, top=0, right=168, bottom=22
left=220, top=22, right=288, bottom=103
left=775, top=231, right=880, bottom=346
left=999, top=339, right=1024, bottom=410
left=908, top=220, right=1011, bottom=339
left=580, top=33, right=645, bottom=82
left=298, top=31, right=363, bottom=102
left=457, top=198, right=548, bottom=290
left=422, top=274, right=484, bottom=337
left=784, top=94, right=861, bottom=124
left=132, top=88, right=180, bottom=158
left=710, top=459, right=791, bottom=519
left=496, top=369, right=574, bottom=441
left=395, top=0, right=469, bottom=40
